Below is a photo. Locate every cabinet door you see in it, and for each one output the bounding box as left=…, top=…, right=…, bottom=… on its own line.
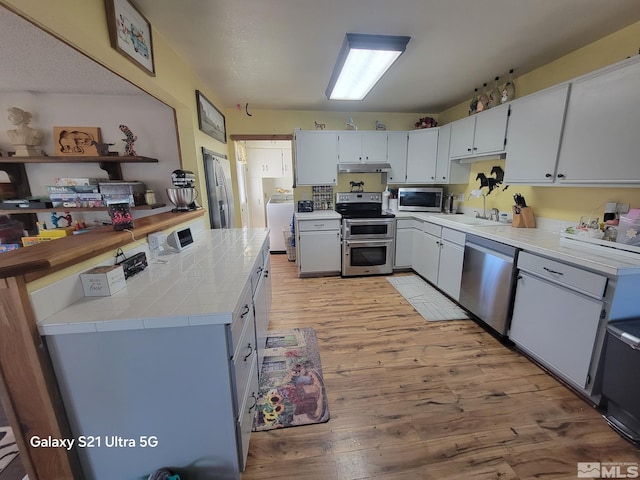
left=449, top=116, right=476, bottom=158
left=556, top=57, right=640, bottom=184
left=510, top=272, right=602, bottom=388
left=361, top=131, right=388, bottom=163
left=406, top=129, right=439, bottom=183
left=298, top=230, right=341, bottom=274
left=413, top=227, right=440, bottom=284
left=437, top=239, right=464, bottom=301
left=337, top=131, right=362, bottom=163
left=473, top=103, right=509, bottom=155
left=294, top=130, right=337, bottom=185
left=386, top=131, right=408, bottom=184
left=434, top=124, right=451, bottom=183
left=504, top=84, right=569, bottom=184
left=262, top=149, right=284, bottom=177
left=394, top=226, right=413, bottom=268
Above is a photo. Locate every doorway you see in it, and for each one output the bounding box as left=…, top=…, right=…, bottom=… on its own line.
left=231, top=136, right=294, bottom=229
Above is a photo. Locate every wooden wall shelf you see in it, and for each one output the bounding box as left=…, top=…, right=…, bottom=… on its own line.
left=0, top=204, right=167, bottom=215
left=0, top=155, right=158, bottom=181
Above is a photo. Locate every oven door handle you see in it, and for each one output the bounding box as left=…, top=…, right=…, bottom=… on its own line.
left=345, top=239, right=394, bottom=248
left=344, top=218, right=396, bottom=226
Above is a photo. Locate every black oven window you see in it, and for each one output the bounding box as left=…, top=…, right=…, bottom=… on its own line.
left=350, top=224, right=389, bottom=236
left=350, top=246, right=387, bottom=266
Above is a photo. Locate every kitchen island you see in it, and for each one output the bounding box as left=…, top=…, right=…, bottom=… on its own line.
left=36, top=228, right=271, bottom=479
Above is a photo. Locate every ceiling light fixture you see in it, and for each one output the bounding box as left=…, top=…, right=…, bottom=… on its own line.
left=326, top=33, right=411, bottom=101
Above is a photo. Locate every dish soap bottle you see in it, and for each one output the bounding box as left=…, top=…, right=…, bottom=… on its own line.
left=382, top=187, right=390, bottom=211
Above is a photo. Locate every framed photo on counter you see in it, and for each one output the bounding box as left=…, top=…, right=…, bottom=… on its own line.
left=104, top=0, right=155, bottom=75
left=196, top=90, right=227, bottom=143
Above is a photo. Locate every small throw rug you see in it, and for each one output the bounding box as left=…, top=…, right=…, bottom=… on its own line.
left=0, top=426, right=19, bottom=474
left=253, top=327, right=329, bottom=431
left=387, top=274, right=469, bottom=321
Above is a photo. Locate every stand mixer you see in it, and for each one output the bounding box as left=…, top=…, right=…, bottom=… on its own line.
left=167, top=169, right=199, bottom=211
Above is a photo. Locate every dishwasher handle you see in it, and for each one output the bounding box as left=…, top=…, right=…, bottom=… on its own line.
left=465, top=241, right=515, bottom=264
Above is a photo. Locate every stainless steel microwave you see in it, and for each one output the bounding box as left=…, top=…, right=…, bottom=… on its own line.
left=398, top=187, right=443, bottom=212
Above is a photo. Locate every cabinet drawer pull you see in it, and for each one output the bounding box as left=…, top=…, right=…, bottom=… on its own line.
left=240, top=304, right=251, bottom=318
left=543, top=266, right=564, bottom=275
left=243, top=342, right=254, bottom=361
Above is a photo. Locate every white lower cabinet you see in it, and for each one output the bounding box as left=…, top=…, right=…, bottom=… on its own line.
left=394, top=218, right=414, bottom=268
left=412, top=219, right=441, bottom=284
left=509, top=252, right=606, bottom=389
left=296, top=218, right=341, bottom=276
left=436, top=228, right=465, bottom=301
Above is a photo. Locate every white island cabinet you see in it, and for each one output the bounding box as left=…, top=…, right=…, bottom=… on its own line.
left=38, top=229, right=271, bottom=480
left=296, top=212, right=342, bottom=277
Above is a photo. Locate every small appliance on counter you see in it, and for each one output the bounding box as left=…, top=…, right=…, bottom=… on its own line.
left=297, top=200, right=313, bottom=213
left=167, top=169, right=199, bottom=212
left=397, top=187, right=443, bottom=212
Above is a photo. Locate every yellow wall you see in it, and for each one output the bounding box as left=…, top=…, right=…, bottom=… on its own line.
left=438, top=21, right=640, bottom=221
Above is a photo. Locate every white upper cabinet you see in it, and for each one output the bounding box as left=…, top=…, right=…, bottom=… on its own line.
left=386, top=131, right=408, bottom=184
left=449, top=104, right=509, bottom=159
left=504, top=84, right=570, bottom=184
left=294, top=130, right=337, bottom=185
left=337, top=131, right=388, bottom=163
left=406, top=128, right=439, bottom=183
left=555, top=56, right=640, bottom=184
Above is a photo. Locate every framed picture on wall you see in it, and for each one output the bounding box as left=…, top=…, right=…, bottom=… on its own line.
left=104, top=0, right=155, bottom=76
left=196, top=90, right=227, bottom=143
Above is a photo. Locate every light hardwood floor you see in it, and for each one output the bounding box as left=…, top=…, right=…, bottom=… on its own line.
left=242, top=254, right=639, bottom=480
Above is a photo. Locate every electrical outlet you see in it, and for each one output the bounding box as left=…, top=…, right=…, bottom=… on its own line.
left=457, top=193, right=465, bottom=202
left=616, top=203, right=630, bottom=214
left=148, top=232, right=167, bottom=250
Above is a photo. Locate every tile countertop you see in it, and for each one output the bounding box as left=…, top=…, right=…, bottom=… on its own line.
left=295, top=210, right=342, bottom=220
left=397, top=212, right=640, bottom=277
left=37, top=228, right=270, bottom=336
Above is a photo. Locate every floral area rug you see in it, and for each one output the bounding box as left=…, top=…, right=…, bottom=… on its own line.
left=253, top=327, right=330, bottom=431
left=0, top=426, right=19, bottom=474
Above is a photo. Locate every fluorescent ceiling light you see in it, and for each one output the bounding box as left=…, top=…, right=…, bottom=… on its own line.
left=326, top=33, right=411, bottom=101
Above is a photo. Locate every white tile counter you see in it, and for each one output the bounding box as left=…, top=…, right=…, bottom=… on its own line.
left=37, top=228, right=270, bottom=335
left=394, top=212, right=640, bottom=276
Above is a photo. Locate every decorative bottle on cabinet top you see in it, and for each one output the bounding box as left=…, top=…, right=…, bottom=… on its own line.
left=489, top=76, right=501, bottom=109
left=501, top=69, right=516, bottom=104
left=469, top=88, right=479, bottom=115
left=477, top=83, right=489, bottom=112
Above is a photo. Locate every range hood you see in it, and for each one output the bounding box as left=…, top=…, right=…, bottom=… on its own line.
left=337, top=162, right=392, bottom=173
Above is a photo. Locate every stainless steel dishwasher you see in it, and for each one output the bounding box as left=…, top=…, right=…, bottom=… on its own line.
left=459, top=234, right=519, bottom=336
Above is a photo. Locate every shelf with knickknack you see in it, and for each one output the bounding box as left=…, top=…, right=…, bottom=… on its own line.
left=0, top=155, right=160, bottom=232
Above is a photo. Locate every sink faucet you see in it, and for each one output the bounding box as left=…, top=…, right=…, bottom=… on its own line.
left=471, top=192, right=488, bottom=219
left=490, top=208, right=500, bottom=222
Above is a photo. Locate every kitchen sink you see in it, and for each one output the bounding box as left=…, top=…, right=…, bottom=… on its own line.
left=433, top=214, right=504, bottom=226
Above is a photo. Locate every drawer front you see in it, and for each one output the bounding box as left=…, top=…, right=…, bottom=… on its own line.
left=232, top=313, right=257, bottom=414
left=231, top=283, right=253, bottom=358
left=297, top=219, right=341, bottom=232
left=518, top=251, right=607, bottom=298
left=237, top=358, right=258, bottom=471
left=416, top=220, right=441, bottom=237
left=441, top=227, right=465, bottom=246
left=396, top=218, right=413, bottom=229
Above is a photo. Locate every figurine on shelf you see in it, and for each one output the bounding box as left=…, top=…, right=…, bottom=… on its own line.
left=314, top=121, right=326, bottom=130
left=346, top=117, right=357, bottom=130
left=90, top=140, right=116, bottom=156
left=375, top=120, right=387, bottom=131
left=119, top=124, right=137, bottom=156
left=51, top=211, right=73, bottom=229
left=6, top=107, right=44, bottom=156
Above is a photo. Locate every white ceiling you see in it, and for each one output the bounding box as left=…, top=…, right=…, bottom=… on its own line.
left=2, top=1, right=640, bottom=113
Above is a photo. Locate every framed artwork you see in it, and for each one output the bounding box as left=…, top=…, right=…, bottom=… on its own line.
left=104, top=0, right=155, bottom=76
left=53, top=127, right=102, bottom=156
left=196, top=90, right=226, bottom=143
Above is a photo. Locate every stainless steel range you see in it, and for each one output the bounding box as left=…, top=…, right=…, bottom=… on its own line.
left=335, top=192, right=396, bottom=277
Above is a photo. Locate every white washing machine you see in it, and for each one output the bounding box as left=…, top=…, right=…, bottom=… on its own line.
left=266, top=194, right=294, bottom=252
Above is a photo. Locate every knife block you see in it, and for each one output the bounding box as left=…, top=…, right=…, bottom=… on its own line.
left=512, top=206, right=536, bottom=228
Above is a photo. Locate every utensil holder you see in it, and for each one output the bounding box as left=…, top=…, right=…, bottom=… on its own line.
left=512, top=206, right=536, bottom=228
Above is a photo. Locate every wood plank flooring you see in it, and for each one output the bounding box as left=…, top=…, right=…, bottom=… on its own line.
left=242, top=254, right=639, bottom=480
